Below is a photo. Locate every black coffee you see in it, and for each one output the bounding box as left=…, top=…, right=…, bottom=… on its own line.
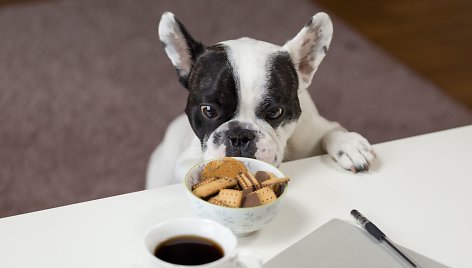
left=154, top=235, right=224, bottom=265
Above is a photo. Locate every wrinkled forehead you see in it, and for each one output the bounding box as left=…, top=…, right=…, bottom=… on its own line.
left=219, top=38, right=296, bottom=117
left=219, top=38, right=283, bottom=90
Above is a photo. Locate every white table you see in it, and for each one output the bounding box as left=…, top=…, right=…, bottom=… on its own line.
left=1, top=126, right=471, bottom=267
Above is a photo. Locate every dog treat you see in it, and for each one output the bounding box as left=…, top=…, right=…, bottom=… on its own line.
left=255, top=171, right=271, bottom=184
left=208, top=197, right=228, bottom=207
left=238, top=172, right=255, bottom=190
left=261, top=177, right=290, bottom=188
left=272, top=183, right=282, bottom=197
left=236, top=174, right=249, bottom=190
left=192, top=177, right=237, bottom=198
left=242, top=192, right=262, bottom=208
left=261, top=177, right=290, bottom=196
left=201, top=157, right=248, bottom=181
left=244, top=172, right=261, bottom=190
left=255, top=187, right=277, bottom=205
left=191, top=158, right=289, bottom=208
left=191, top=177, right=217, bottom=190
left=242, top=188, right=253, bottom=197
left=214, top=189, right=243, bottom=208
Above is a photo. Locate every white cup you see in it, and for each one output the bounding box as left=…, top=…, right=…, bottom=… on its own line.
left=143, top=217, right=262, bottom=268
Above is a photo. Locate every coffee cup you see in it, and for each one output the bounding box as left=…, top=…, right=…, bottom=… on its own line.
left=143, top=217, right=262, bottom=267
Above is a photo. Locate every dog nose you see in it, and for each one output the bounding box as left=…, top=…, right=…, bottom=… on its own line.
left=227, top=128, right=256, bottom=151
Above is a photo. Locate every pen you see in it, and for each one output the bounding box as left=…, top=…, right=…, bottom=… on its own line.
left=350, top=209, right=417, bottom=268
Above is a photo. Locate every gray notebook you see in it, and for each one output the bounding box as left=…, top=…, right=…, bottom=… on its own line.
left=264, top=219, right=448, bottom=268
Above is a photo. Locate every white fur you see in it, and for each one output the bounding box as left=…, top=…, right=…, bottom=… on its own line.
left=158, top=12, right=192, bottom=78
left=222, top=38, right=280, bottom=118
left=147, top=12, right=375, bottom=188
left=210, top=38, right=294, bottom=166
left=283, top=12, right=333, bottom=87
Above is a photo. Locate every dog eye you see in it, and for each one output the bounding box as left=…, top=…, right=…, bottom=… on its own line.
left=200, top=105, right=218, bottom=119
left=267, top=107, right=283, bottom=120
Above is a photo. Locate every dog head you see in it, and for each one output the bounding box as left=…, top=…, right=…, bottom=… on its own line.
left=158, top=12, right=332, bottom=166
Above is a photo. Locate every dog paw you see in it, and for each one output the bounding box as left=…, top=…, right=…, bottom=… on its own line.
left=324, top=131, right=375, bottom=173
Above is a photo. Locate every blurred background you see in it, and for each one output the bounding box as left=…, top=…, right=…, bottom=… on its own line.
left=1, top=0, right=471, bottom=218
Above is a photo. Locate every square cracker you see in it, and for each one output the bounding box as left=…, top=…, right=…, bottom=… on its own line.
left=255, top=187, right=277, bottom=205
left=215, top=189, right=243, bottom=208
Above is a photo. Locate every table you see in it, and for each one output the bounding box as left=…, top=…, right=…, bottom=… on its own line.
left=1, top=126, right=471, bottom=267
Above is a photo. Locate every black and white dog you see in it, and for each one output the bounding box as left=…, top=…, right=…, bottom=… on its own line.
left=147, top=12, right=375, bottom=188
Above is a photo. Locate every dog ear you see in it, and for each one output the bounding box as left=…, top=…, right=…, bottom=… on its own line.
left=283, top=12, right=333, bottom=87
left=158, top=12, right=205, bottom=88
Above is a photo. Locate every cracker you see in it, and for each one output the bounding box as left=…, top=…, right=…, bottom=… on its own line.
left=214, top=189, right=243, bottom=208
left=255, top=187, right=277, bottom=205
left=192, top=177, right=217, bottom=190
left=261, top=177, right=290, bottom=187
left=201, top=157, right=248, bottom=181
left=244, top=172, right=261, bottom=190
left=237, top=173, right=253, bottom=190
left=208, top=197, right=229, bottom=207
left=192, top=177, right=237, bottom=198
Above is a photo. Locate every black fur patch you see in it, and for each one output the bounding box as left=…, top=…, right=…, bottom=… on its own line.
left=305, top=17, right=313, bottom=27
left=322, top=45, right=328, bottom=54
left=174, top=18, right=205, bottom=63
left=256, top=52, right=301, bottom=128
left=185, top=45, right=238, bottom=145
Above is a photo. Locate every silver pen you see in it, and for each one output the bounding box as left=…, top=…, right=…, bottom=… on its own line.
left=351, top=209, right=417, bottom=267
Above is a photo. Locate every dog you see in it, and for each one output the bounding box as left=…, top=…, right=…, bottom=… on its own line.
left=146, top=12, right=375, bottom=188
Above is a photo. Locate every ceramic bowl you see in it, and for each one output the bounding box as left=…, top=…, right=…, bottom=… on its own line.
left=184, top=157, right=288, bottom=236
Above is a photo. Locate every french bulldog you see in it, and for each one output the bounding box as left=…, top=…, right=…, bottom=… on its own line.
left=146, top=12, right=375, bottom=188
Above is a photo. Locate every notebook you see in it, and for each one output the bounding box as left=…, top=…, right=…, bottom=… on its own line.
left=264, top=219, right=448, bottom=268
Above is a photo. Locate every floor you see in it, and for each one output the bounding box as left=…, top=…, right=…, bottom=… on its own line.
left=316, top=0, right=472, bottom=109
left=0, top=0, right=36, bottom=6
left=1, top=0, right=471, bottom=109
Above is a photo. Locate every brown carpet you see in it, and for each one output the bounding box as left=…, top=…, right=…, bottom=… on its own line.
left=1, top=0, right=471, bottom=218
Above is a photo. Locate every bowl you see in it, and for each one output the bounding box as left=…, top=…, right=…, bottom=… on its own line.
left=184, top=157, right=288, bottom=236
